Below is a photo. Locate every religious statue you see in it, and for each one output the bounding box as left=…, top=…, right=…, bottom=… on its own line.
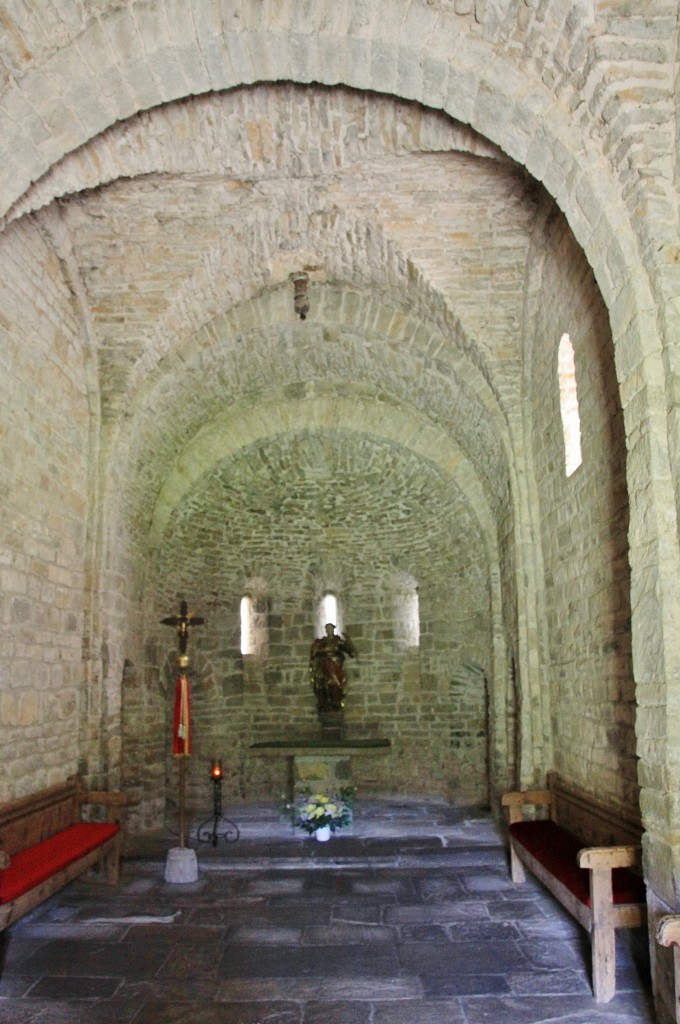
left=309, top=623, right=357, bottom=713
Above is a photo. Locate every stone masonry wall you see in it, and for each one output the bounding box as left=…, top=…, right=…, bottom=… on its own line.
left=0, top=218, right=91, bottom=802
left=527, top=208, right=636, bottom=814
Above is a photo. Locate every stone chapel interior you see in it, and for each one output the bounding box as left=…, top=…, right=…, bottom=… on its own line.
left=1, top=2, right=679, bottom=1021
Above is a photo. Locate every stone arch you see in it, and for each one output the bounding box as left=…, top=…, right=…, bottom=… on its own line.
left=142, top=421, right=504, bottom=806
left=5, top=84, right=508, bottom=227
left=0, top=2, right=658, bottom=331
left=141, top=397, right=508, bottom=785
left=113, top=283, right=508, bottom=502
left=147, top=393, right=498, bottom=552
left=123, top=203, right=499, bottom=419
left=99, top=266, right=513, bottom=601
left=0, top=2, right=567, bottom=218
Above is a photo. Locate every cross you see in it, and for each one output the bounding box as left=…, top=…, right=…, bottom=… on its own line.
left=161, top=600, right=205, bottom=654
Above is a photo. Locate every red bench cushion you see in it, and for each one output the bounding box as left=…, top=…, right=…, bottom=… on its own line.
left=0, top=822, right=119, bottom=903
left=509, top=819, right=645, bottom=907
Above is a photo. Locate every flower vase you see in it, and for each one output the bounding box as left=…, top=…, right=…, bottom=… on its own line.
left=315, top=825, right=331, bottom=842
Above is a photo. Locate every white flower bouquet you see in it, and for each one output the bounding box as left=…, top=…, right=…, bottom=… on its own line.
left=285, top=787, right=355, bottom=835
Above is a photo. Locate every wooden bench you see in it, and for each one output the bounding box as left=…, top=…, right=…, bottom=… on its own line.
left=0, top=775, right=127, bottom=931
left=502, top=772, right=646, bottom=1003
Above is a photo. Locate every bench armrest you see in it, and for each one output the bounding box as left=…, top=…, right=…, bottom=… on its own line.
left=657, top=915, right=680, bottom=947
left=578, top=844, right=641, bottom=870
left=501, top=789, right=552, bottom=823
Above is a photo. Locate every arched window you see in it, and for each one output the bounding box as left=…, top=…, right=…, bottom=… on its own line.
left=240, top=595, right=254, bottom=655
left=558, top=332, right=582, bottom=476
left=391, top=573, right=420, bottom=649
left=240, top=581, right=269, bottom=657
left=317, top=591, right=342, bottom=636
left=322, top=592, right=337, bottom=626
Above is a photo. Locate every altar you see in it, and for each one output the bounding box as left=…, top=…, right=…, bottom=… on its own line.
left=250, top=738, right=391, bottom=797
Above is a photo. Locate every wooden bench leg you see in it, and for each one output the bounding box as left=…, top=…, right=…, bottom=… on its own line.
left=590, top=866, right=616, bottom=1002
left=103, top=837, right=121, bottom=884
left=671, top=946, right=680, bottom=1024
left=656, top=916, right=680, bottom=1023
left=509, top=842, right=526, bottom=884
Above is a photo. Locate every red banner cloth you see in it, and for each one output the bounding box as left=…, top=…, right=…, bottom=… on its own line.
left=172, top=673, right=191, bottom=757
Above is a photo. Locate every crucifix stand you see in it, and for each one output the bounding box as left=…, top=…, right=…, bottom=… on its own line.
left=161, top=600, right=204, bottom=884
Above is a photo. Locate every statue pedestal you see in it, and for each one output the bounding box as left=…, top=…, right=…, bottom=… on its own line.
left=317, top=710, right=345, bottom=741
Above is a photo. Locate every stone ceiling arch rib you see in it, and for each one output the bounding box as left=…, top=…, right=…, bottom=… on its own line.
left=146, top=393, right=499, bottom=567
left=155, top=426, right=496, bottom=612
left=123, top=200, right=501, bottom=415
left=151, top=424, right=505, bottom=705
left=4, top=85, right=509, bottom=227
left=0, top=0, right=659, bottom=315
left=27, top=85, right=528, bottom=436
left=106, top=286, right=511, bottom=546
left=106, top=387, right=505, bottom=703
left=0, top=0, right=592, bottom=90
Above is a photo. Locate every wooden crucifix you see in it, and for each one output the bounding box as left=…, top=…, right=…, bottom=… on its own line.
left=161, top=600, right=205, bottom=848
left=161, top=599, right=205, bottom=656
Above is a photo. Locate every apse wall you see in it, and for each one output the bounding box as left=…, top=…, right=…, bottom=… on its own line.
left=133, top=429, right=493, bottom=822
left=527, top=209, right=635, bottom=812
left=0, top=219, right=93, bottom=802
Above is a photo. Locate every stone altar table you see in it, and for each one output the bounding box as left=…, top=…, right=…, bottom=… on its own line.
left=250, top=739, right=391, bottom=797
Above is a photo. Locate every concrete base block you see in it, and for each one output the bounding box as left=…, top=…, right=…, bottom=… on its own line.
left=164, top=846, right=198, bottom=884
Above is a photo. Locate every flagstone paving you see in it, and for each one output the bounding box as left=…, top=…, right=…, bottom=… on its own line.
left=0, top=801, right=654, bottom=1022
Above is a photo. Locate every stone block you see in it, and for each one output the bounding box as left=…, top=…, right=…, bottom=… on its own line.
left=164, top=847, right=199, bottom=884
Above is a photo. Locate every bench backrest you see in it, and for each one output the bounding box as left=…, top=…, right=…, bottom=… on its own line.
left=0, top=779, right=82, bottom=859
left=547, top=771, right=643, bottom=847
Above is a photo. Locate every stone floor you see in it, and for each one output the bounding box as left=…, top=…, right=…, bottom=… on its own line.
left=0, top=800, right=655, bottom=1023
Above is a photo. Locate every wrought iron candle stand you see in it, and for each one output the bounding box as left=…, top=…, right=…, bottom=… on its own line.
left=197, top=759, right=240, bottom=847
